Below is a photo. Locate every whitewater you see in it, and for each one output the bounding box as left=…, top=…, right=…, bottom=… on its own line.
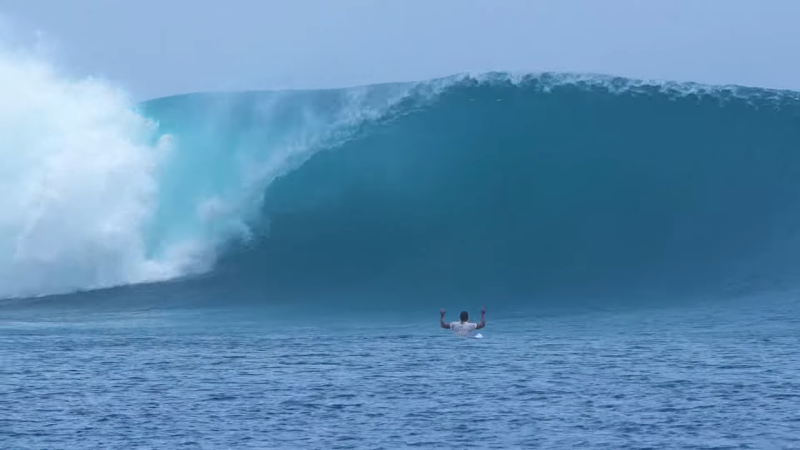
left=3, top=43, right=800, bottom=450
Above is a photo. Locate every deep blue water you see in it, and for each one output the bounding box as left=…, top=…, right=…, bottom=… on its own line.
left=4, top=72, right=800, bottom=448
left=3, top=293, right=800, bottom=449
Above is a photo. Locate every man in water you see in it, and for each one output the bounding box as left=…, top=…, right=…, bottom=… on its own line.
left=440, top=307, right=486, bottom=337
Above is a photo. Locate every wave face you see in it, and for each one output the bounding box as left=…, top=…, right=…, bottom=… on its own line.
left=4, top=61, right=800, bottom=302
left=206, top=75, right=800, bottom=301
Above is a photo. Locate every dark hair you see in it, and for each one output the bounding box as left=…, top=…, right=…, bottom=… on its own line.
left=460, top=311, right=469, bottom=321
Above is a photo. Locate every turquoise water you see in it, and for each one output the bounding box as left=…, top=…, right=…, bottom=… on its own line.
left=4, top=73, right=800, bottom=302
left=143, top=74, right=800, bottom=302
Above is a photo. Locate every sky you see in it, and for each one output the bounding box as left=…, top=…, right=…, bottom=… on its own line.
left=0, top=0, right=798, bottom=101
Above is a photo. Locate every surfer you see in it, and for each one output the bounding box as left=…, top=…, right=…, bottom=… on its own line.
left=440, top=307, right=486, bottom=337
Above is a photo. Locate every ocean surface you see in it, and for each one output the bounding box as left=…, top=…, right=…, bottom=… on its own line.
left=3, top=294, right=800, bottom=449
left=3, top=62, right=800, bottom=448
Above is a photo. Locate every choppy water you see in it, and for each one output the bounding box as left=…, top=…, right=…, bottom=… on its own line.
left=3, top=295, right=798, bottom=449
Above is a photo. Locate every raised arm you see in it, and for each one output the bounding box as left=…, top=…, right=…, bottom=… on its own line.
left=476, top=307, right=486, bottom=329
left=440, top=309, right=450, bottom=329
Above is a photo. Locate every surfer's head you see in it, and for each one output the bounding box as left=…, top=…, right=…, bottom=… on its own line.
left=460, top=311, right=469, bottom=322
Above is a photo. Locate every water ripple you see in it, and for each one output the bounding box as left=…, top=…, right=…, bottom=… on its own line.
left=2, top=302, right=799, bottom=449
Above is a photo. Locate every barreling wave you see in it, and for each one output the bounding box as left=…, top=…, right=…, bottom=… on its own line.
left=3, top=48, right=800, bottom=302
left=207, top=73, right=800, bottom=301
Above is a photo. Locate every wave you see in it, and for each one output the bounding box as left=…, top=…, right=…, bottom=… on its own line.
left=3, top=47, right=800, bottom=301
left=208, top=73, right=800, bottom=300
